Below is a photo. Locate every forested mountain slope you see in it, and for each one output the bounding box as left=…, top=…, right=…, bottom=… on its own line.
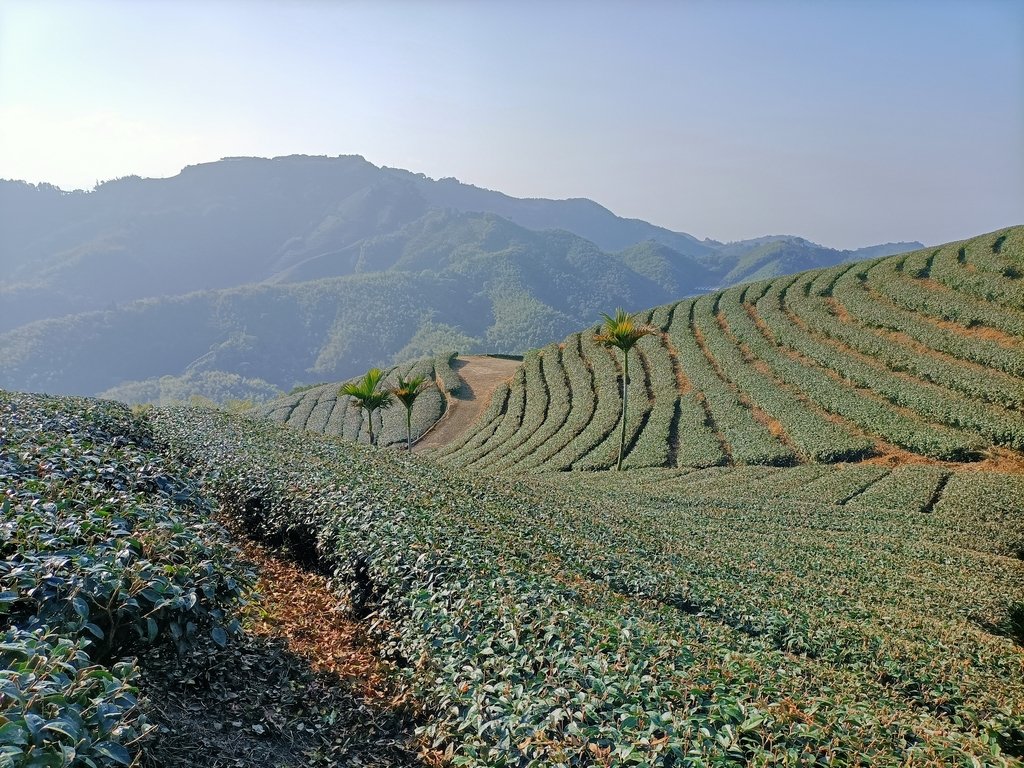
left=435, top=226, right=1024, bottom=471
left=0, top=156, right=919, bottom=401
left=2, top=154, right=916, bottom=329
left=0, top=221, right=669, bottom=396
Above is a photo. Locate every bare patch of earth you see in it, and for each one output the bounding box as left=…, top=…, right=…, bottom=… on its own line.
left=139, top=537, right=430, bottom=768
left=414, top=355, right=521, bottom=453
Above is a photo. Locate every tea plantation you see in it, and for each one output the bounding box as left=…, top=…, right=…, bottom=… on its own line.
left=3, top=226, right=1023, bottom=766
left=0, top=391, right=252, bottom=767
left=256, top=351, right=460, bottom=447
left=436, top=227, right=1024, bottom=470
left=146, top=407, right=1023, bottom=765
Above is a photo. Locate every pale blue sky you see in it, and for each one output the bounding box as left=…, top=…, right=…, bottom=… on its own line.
left=1, top=0, right=1021, bottom=248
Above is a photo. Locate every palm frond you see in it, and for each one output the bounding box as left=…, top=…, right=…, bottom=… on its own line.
left=390, top=374, right=431, bottom=409
left=340, top=368, right=394, bottom=411
left=594, top=308, right=657, bottom=352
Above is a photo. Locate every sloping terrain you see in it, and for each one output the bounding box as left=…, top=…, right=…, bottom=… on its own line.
left=0, top=156, right=919, bottom=400
left=256, top=353, right=521, bottom=452
left=0, top=392, right=423, bottom=768
left=411, top=355, right=522, bottom=453
left=149, top=404, right=1024, bottom=766
left=5, top=363, right=1023, bottom=764
left=255, top=351, right=461, bottom=448
left=437, top=226, right=1024, bottom=471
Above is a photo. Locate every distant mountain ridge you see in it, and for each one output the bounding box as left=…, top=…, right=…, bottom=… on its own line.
left=0, top=155, right=922, bottom=400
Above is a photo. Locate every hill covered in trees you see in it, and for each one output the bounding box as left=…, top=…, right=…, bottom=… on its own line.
left=0, top=155, right=919, bottom=400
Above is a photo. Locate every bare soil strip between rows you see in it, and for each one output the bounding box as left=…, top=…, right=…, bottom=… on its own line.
left=825, top=295, right=1022, bottom=400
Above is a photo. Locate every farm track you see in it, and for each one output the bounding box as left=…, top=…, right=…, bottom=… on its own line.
left=413, top=355, right=521, bottom=453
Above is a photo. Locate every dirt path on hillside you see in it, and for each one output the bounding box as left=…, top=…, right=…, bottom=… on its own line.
left=414, top=356, right=521, bottom=453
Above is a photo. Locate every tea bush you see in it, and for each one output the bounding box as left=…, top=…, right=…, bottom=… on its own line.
left=153, top=406, right=1024, bottom=765
left=0, top=392, right=251, bottom=766
left=258, top=351, right=461, bottom=448
left=435, top=229, right=1024, bottom=471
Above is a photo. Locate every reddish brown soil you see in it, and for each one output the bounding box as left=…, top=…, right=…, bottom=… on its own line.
left=238, top=538, right=448, bottom=766
left=142, top=527, right=433, bottom=768
left=240, top=539, right=392, bottom=697
left=919, top=277, right=950, bottom=292
left=864, top=283, right=1024, bottom=347
left=660, top=333, right=692, bottom=395
left=414, top=356, right=521, bottom=453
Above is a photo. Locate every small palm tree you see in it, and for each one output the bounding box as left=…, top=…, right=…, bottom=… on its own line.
left=390, top=374, right=432, bottom=452
left=340, top=368, right=393, bottom=446
left=595, top=308, right=657, bottom=471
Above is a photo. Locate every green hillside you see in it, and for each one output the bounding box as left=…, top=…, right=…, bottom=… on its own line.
left=149, top=403, right=1024, bottom=765
left=255, top=351, right=460, bottom=448
left=0, top=230, right=668, bottom=398
left=0, top=156, right=920, bottom=401
left=436, top=227, right=1024, bottom=470
left=5, top=352, right=1023, bottom=764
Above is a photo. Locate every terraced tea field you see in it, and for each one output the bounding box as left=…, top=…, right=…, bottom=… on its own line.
left=436, top=226, right=1024, bottom=471
left=6, top=228, right=1022, bottom=767
left=256, top=351, right=462, bottom=447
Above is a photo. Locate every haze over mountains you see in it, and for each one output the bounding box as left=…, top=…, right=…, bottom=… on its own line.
left=0, top=154, right=921, bottom=401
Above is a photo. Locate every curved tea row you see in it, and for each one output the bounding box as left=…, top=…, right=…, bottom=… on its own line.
left=436, top=227, right=1024, bottom=470
left=256, top=351, right=460, bottom=448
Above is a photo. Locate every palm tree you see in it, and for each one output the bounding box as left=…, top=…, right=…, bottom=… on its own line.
left=595, top=308, right=657, bottom=471
left=340, top=368, right=393, bottom=446
left=390, top=374, right=432, bottom=451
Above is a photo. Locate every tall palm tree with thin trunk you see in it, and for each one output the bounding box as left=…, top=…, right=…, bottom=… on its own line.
left=390, top=373, right=432, bottom=451
left=340, top=368, right=393, bottom=446
left=595, top=308, right=657, bottom=471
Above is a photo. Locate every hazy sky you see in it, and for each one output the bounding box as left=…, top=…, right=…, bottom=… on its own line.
left=1, top=0, right=1021, bottom=249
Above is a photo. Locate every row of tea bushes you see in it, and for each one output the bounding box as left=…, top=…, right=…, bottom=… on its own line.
left=877, top=251, right=1024, bottom=337
left=844, top=258, right=1024, bottom=377
left=435, top=228, right=1023, bottom=472
left=154, top=407, right=1024, bottom=765
left=752, top=278, right=986, bottom=460
left=818, top=265, right=1024, bottom=409
left=710, top=287, right=875, bottom=462
left=781, top=271, right=1024, bottom=446
left=0, top=392, right=251, bottom=767
left=258, top=351, right=460, bottom=448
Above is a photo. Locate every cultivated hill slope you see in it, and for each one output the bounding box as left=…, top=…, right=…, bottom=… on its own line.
left=255, top=351, right=462, bottom=448
left=0, top=155, right=919, bottom=400
left=434, top=226, right=1024, bottom=471
left=256, top=353, right=523, bottom=452
left=151, top=403, right=1024, bottom=766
